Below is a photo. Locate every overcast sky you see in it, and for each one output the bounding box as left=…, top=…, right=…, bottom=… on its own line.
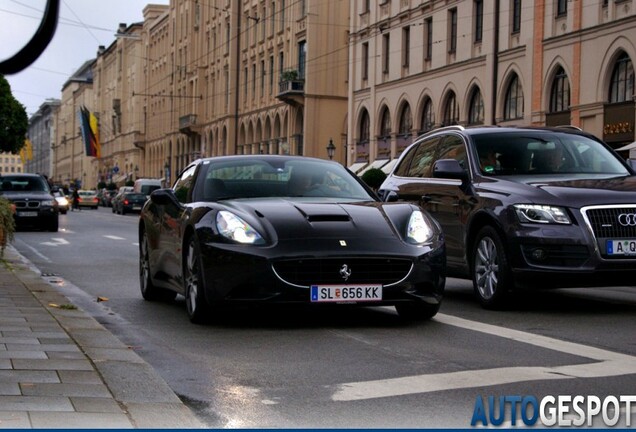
left=1, top=0, right=169, bottom=117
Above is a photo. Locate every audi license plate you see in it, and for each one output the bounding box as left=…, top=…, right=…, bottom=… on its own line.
left=607, top=240, right=636, bottom=256
left=310, top=284, right=382, bottom=303
left=18, top=211, right=38, bottom=217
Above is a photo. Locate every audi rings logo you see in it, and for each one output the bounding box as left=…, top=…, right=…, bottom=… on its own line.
left=618, top=213, right=636, bottom=226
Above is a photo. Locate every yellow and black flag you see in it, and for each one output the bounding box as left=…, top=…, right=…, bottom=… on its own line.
left=78, top=106, right=101, bottom=158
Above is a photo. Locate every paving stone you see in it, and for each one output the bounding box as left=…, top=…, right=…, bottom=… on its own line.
left=4, top=344, right=79, bottom=352
left=0, top=412, right=30, bottom=428
left=11, top=359, right=93, bottom=371
left=36, top=338, right=73, bottom=345
left=0, top=351, right=47, bottom=360
left=70, top=397, right=123, bottom=413
left=46, top=351, right=86, bottom=360
left=20, top=382, right=111, bottom=398
left=0, top=384, right=20, bottom=396
left=28, top=411, right=133, bottom=428
left=0, top=360, right=10, bottom=370
left=1, top=331, right=67, bottom=339
left=0, top=337, right=39, bottom=345
left=57, top=370, right=103, bottom=385
left=0, top=395, right=73, bottom=411
left=0, top=370, right=59, bottom=383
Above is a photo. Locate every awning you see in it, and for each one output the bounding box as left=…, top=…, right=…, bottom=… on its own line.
left=616, top=141, right=636, bottom=151
left=381, top=158, right=399, bottom=174
left=347, top=162, right=368, bottom=174
left=358, top=159, right=389, bottom=176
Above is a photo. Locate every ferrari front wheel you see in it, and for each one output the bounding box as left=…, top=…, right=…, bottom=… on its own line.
left=184, top=237, right=210, bottom=324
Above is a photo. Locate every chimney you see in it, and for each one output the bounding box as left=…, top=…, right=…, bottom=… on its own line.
left=118, top=23, right=127, bottom=34
left=97, top=45, right=105, bottom=56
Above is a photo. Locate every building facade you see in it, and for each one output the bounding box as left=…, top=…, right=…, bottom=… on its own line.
left=0, top=153, right=23, bottom=176
left=26, top=99, right=60, bottom=178
left=348, top=0, right=636, bottom=173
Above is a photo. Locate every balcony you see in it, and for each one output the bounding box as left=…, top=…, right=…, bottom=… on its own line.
left=179, top=114, right=201, bottom=136
left=276, top=71, right=305, bottom=106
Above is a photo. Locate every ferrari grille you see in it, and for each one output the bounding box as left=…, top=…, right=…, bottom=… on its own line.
left=272, top=258, right=413, bottom=287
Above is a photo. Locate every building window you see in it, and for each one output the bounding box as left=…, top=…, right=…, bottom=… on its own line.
left=474, top=0, right=483, bottom=43
left=279, top=52, right=284, bottom=80
left=299, top=0, right=306, bottom=18
left=402, top=26, right=410, bottom=68
left=271, top=1, right=276, bottom=35
left=269, top=56, right=274, bottom=94
left=425, top=18, right=433, bottom=60
left=550, top=66, right=570, bottom=112
left=449, top=8, right=457, bottom=53
left=298, top=41, right=306, bottom=79
left=362, top=0, right=370, bottom=14
left=382, top=33, right=390, bottom=74
left=609, top=52, right=634, bottom=103
left=556, top=0, right=567, bottom=17
left=261, top=60, right=266, bottom=97
left=468, top=88, right=484, bottom=125
left=512, top=0, right=521, bottom=33
left=398, top=103, right=412, bottom=136
left=443, top=91, right=459, bottom=126
left=362, top=42, right=369, bottom=80
left=379, top=107, right=391, bottom=139
left=504, top=73, right=524, bottom=120
left=252, top=64, right=256, bottom=94
left=359, top=110, right=370, bottom=143
left=244, top=66, right=248, bottom=97
left=420, top=98, right=434, bottom=132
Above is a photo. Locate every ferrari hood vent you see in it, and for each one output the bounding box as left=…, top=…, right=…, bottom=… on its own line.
left=293, top=203, right=352, bottom=222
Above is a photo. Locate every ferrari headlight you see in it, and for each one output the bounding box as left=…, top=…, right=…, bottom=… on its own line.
left=216, top=210, right=265, bottom=244
left=406, top=210, right=434, bottom=244
left=514, top=204, right=571, bottom=224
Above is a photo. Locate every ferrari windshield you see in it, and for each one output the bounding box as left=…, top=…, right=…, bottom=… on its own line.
left=199, top=157, right=373, bottom=201
left=473, top=131, right=630, bottom=176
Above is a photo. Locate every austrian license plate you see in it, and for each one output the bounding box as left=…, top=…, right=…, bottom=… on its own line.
left=310, top=284, right=382, bottom=302
left=607, top=239, right=636, bottom=256
left=18, top=211, right=38, bottom=217
left=133, top=206, right=141, bottom=210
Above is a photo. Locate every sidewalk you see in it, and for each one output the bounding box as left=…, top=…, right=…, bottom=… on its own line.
left=0, top=245, right=205, bottom=429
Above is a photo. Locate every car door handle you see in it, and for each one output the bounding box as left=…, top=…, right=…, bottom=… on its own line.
left=421, top=195, right=432, bottom=203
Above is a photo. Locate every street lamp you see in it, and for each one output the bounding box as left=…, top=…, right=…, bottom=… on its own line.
left=326, top=138, right=336, bottom=160
left=134, top=165, right=139, bottom=180
left=164, top=160, right=170, bottom=186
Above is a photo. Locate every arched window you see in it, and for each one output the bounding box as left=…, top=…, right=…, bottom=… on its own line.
left=379, top=107, right=391, bottom=138
left=609, top=52, right=634, bottom=103
left=504, top=73, right=524, bottom=120
left=420, top=98, right=434, bottom=133
left=398, top=103, right=412, bottom=136
left=359, top=110, right=370, bottom=144
left=442, top=91, right=459, bottom=126
left=550, top=66, right=570, bottom=112
left=468, top=88, right=484, bottom=125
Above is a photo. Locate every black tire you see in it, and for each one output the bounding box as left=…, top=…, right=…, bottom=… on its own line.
left=395, top=302, right=440, bottom=321
left=184, top=236, right=210, bottom=324
left=139, top=231, right=176, bottom=302
left=471, top=225, right=514, bottom=309
left=48, top=218, right=59, bottom=232
left=111, top=206, right=115, bottom=213
left=121, top=208, right=126, bottom=215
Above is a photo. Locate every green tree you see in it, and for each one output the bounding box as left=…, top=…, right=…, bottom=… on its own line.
left=0, top=74, right=28, bottom=154
left=361, top=168, right=387, bottom=191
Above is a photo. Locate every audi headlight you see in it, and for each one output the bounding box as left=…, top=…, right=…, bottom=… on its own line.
left=514, top=204, right=571, bottom=224
left=406, top=210, right=435, bottom=244
left=216, top=210, right=265, bottom=244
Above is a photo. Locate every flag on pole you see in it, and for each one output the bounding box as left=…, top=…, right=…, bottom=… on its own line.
left=78, top=106, right=101, bottom=158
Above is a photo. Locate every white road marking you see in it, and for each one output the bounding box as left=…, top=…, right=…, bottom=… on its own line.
left=103, top=235, right=126, bottom=240
left=332, top=313, right=636, bottom=401
left=40, top=238, right=70, bottom=247
left=19, top=242, right=51, bottom=263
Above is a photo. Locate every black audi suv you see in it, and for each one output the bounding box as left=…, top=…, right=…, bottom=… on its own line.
left=379, top=125, right=636, bottom=308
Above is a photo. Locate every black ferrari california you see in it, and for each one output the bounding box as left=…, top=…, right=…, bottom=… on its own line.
left=138, top=155, right=446, bottom=323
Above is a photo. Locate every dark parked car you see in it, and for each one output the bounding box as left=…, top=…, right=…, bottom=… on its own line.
left=0, top=173, right=59, bottom=232
left=114, top=192, right=146, bottom=214
left=379, top=125, right=636, bottom=308
left=139, top=155, right=446, bottom=323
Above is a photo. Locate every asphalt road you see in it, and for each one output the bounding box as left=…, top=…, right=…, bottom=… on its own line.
left=11, top=207, right=636, bottom=428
